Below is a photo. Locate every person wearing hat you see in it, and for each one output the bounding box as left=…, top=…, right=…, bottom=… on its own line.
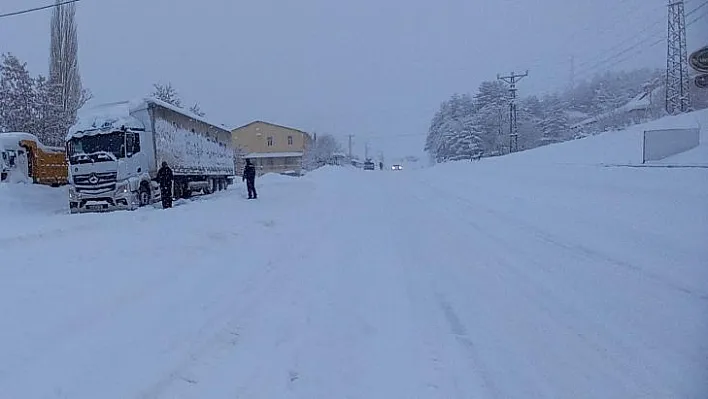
left=156, top=161, right=174, bottom=208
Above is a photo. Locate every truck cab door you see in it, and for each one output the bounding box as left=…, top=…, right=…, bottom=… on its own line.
left=125, top=132, right=146, bottom=177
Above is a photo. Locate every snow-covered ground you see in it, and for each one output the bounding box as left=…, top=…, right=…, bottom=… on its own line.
left=518, top=109, right=707, bottom=166
left=0, top=112, right=706, bottom=398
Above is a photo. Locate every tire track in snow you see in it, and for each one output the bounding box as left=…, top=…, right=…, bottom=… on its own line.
left=419, top=179, right=707, bottom=301
left=401, top=176, right=701, bottom=398
left=436, top=293, right=502, bottom=399
left=139, top=201, right=340, bottom=398
left=380, top=176, right=504, bottom=398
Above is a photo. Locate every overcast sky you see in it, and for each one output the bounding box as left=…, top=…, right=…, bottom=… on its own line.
left=1, top=0, right=706, bottom=158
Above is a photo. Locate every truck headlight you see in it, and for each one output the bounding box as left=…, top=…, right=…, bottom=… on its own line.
left=115, top=182, right=129, bottom=194
left=69, top=188, right=80, bottom=200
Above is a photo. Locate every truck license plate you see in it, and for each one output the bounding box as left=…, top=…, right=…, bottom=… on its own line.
left=86, top=204, right=105, bottom=211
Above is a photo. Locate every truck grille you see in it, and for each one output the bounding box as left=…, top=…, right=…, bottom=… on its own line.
left=73, top=172, right=117, bottom=194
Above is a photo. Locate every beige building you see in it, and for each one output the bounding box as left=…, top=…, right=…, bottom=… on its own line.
left=231, top=121, right=312, bottom=176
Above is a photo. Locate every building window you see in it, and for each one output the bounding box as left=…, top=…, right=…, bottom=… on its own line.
left=288, top=135, right=293, bottom=145
left=267, top=136, right=273, bottom=146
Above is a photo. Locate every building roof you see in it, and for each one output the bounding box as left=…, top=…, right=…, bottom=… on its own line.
left=231, top=120, right=310, bottom=136
left=245, top=151, right=304, bottom=159
left=571, top=86, right=661, bottom=129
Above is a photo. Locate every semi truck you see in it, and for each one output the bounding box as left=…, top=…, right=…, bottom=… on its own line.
left=0, top=133, right=68, bottom=186
left=66, top=98, right=234, bottom=213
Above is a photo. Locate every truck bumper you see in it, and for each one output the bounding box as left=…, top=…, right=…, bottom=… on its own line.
left=69, top=183, right=162, bottom=214
left=69, top=192, right=136, bottom=213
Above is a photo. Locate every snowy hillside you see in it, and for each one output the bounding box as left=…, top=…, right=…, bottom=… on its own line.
left=501, top=108, right=707, bottom=166
left=0, top=112, right=706, bottom=398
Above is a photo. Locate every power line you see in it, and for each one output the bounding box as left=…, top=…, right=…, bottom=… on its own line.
left=574, top=0, right=707, bottom=80
left=0, top=0, right=80, bottom=19
left=687, top=0, right=708, bottom=15
left=687, top=4, right=708, bottom=23
left=525, top=1, right=667, bottom=73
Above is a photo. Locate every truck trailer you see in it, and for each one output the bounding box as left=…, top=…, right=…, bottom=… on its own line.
left=66, top=98, right=234, bottom=213
left=0, top=133, right=68, bottom=186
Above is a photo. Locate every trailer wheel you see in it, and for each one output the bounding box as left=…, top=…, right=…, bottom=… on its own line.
left=139, top=183, right=151, bottom=207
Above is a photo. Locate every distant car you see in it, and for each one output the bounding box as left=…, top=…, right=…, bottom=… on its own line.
left=363, top=161, right=376, bottom=170
left=392, top=164, right=403, bottom=171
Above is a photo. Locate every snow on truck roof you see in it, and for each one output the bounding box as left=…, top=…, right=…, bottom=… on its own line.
left=67, top=97, right=229, bottom=140
left=0, top=132, right=63, bottom=152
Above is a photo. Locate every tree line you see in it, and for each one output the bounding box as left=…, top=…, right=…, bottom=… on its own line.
left=425, top=68, right=708, bottom=163
left=0, top=2, right=88, bottom=147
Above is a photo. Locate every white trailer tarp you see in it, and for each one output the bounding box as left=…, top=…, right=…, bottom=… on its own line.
left=643, top=128, right=700, bottom=163
left=154, top=119, right=234, bottom=175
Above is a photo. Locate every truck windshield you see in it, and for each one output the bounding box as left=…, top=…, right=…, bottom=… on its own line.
left=67, top=132, right=125, bottom=164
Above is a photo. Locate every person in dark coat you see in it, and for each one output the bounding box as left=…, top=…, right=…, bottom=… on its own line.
left=242, top=159, right=257, bottom=199
left=156, top=161, right=174, bottom=208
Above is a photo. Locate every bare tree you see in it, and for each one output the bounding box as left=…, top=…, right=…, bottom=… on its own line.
left=49, top=0, right=89, bottom=138
left=189, top=102, right=205, bottom=117
left=151, top=83, right=182, bottom=107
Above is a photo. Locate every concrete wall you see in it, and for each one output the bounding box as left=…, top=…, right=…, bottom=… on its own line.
left=643, top=128, right=700, bottom=163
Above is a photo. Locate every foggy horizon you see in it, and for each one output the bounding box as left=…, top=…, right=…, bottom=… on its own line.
left=1, top=0, right=706, bottom=158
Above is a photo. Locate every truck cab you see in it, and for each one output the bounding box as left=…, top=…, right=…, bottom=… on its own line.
left=0, top=134, right=31, bottom=183
left=67, top=125, right=158, bottom=212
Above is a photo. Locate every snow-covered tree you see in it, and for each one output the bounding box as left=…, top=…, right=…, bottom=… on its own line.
left=423, top=66, right=696, bottom=158
left=538, top=94, right=570, bottom=145
left=474, top=81, right=509, bottom=153
left=0, top=54, right=36, bottom=133
left=49, top=0, right=89, bottom=138
left=426, top=94, right=475, bottom=162
left=446, top=116, right=483, bottom=161
left=304, top=133, right=342, bottom=169
left=151, top=83, right=182, bottom=107
left=34, top=74, right=67, bottom=145
left=189, top=102, right=205, bottom=117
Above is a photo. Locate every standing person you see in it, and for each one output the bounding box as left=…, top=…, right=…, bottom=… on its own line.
left=156, top=161, right=174, bottom=208
left=243, top=159, right=257, bottom=199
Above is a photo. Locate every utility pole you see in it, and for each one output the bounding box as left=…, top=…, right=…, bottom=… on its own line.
left=364, top=142, right=370, bottom=160
left=666, top=0, right=691, bottom=114
left=497, top=70, right=528, bottom=153
left=347, top=134, right=354, bottom=160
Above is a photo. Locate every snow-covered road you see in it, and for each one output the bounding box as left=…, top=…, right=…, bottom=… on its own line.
left=1, top=162, right=706, bottom=398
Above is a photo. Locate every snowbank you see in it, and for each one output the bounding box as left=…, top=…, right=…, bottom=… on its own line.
left=0, top=183, right=67, bottom=216
left=0, top=110, right=705, bottom=398
left=500, top=109, right=707, bottom=166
